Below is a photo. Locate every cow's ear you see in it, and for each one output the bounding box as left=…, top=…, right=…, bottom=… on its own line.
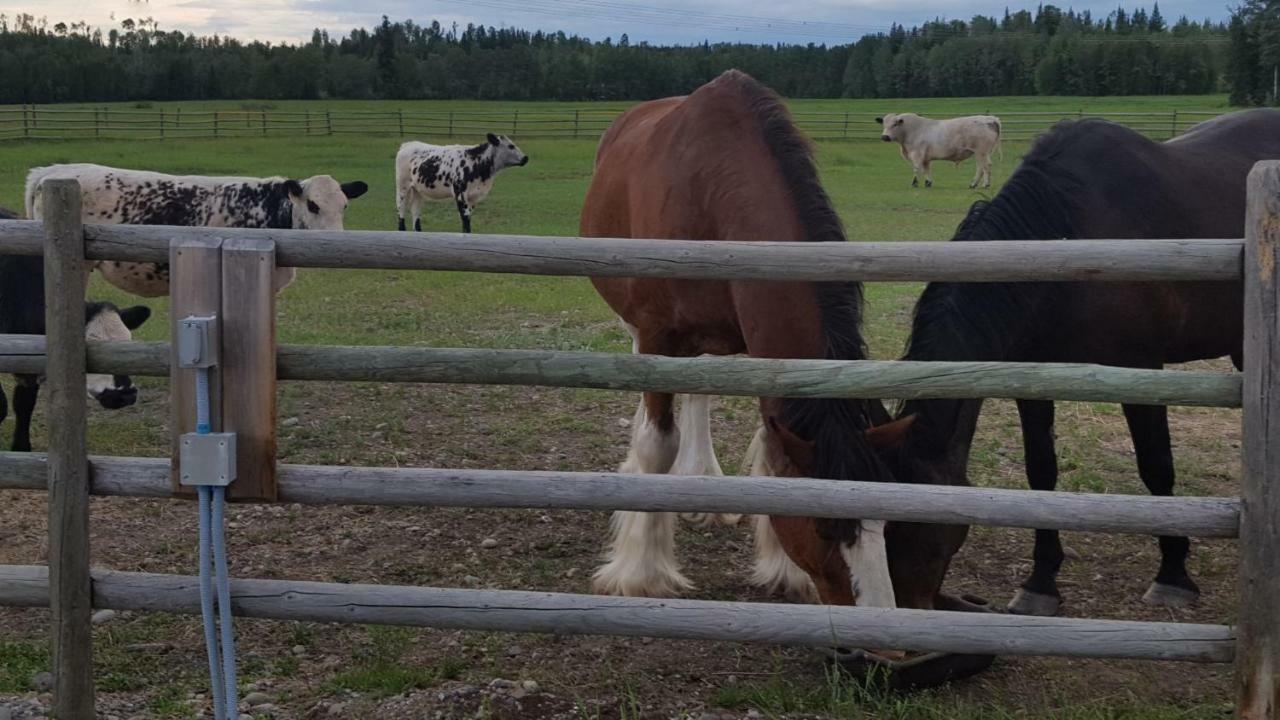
left=487, top=133, right=500, bottom=146
left=341, top=181, right=369, bottom=200
left=118, top=305, right=152, bottom=330
left=283, top=179, right=304, bottom=199
left=875, top=116, right=884, bottom=124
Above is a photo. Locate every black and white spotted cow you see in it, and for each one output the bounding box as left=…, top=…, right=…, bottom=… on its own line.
left=395, top=134, right=529, bottom=233
left=25, top=164, right=369, bottom=298
left=0, top=206, right=152, bottom=452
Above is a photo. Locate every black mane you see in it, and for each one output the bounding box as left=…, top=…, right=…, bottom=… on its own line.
left=899, top=124, right=1086, bottom=456
left=727, top=71, right=882, bottom=539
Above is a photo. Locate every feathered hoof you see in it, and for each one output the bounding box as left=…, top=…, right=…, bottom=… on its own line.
left=1006, top=588, right=1061, bottom=616
left=591, top=562, right=693, bottom=598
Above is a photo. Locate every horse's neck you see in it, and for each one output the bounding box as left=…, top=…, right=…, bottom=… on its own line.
left=900, top=398, right=984, bottom=483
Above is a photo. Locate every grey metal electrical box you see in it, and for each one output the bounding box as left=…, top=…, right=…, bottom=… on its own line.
left=178, top=315, right=219, bottom=369
left=179, top=432, right=237, bottom=487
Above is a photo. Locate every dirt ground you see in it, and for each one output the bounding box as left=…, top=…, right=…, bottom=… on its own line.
left=0, top=371, right=1243, bottom=719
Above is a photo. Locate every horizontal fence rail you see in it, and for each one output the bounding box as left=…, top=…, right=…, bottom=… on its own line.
left=0, top=453, right=1241, bottom=537
left=0, top=337, right=1243, bottom=407
left=0, top=106, right=1226, bottom=143
left=0, top=222, right=1246, bottom=282
left=0, top=566, right=1235, bottom=662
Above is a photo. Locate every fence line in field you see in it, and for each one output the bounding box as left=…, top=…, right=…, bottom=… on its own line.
left=0, top=167, right=1276, bottom=718
left=0, top=105, right=1224, bottom=142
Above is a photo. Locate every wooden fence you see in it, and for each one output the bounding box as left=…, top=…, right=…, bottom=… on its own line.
left=0, top=166, right=1276, bottom=718
left=0, top=105, right=1224, bottom=142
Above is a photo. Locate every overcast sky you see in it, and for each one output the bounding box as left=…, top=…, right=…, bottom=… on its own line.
left=0, top=0, right=1230, bottom=46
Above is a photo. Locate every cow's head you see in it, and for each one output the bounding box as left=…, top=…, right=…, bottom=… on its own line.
left=84, top=302, right=151, bottom=409
left=285, top=176, right=369, bottom=231
left=875, top=113, right=915, bottom=143
left=486, top=133, right=529, bottom=170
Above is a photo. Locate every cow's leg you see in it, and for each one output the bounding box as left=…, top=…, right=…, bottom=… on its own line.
left=982, top=152, right=994, bottom=187
left=922, top=159, right=934, bottom=188
left=411, top=197, right=423, bottom=232
left=594, top=325, right=685, bottom=597
left=454, top=189, right=472, bottom=234
left=1123, top=403, right=1200, bottom=607
left=11, top=374, right=38, bottom=453
left=396, top=185, right=409, bottom=231
left=1009, top=399, right=1065, bottom=616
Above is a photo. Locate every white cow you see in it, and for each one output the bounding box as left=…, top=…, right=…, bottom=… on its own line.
left=25, top=164, right=368, bottom=297
left=876, top=113, right=1002, bottom=189
left=395, top=134, right=529, bottom=233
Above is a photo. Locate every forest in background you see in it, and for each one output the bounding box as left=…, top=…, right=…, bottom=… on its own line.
left=0, top=5, right=1246, bottom=104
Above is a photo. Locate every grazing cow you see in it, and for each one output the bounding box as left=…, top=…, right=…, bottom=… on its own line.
left=0, top=206, right=151, bottom=452
left=876, top=113, right=1001, bottom=189
left=24, top=164, right=369, bottom=298
left=395, top=134, right=529, bottom=233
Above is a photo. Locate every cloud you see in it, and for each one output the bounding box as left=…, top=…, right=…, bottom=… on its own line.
left=0, top=0, right=1229, bottom=46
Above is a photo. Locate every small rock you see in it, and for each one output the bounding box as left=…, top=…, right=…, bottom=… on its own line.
left=1063, top=546, right=1082, bottom=561
left=243, top=691, right=273, bottom=707
left=564, top=567, right=579, bottom=579
left=292, top=644, right=307, bottom=656
left=326, top=703, right=347, bottom=717
left=91, top=609, right=118, bottom=625
left=480, top=538, right=500, bottom=549
left=617, top=417, right=632, bottom=428
left=746, top=711, right=763, bottom=719
left=462, top=575, right=481, bottom=586
left=449, top=563, right=467, bottom=572
left=375, top=423, right=389, bottom=430
left=32, top=671, right=54, bottom=692
left=254, top=704, right=278, bottom=714
left=521, top=680, right=539, bottom=693
left=506, top=645, right=523, bottom=657
left=539, top=515, right=552, bottom=524
left=281, top=417, right=300, bottom=427
left=0, top=706, right=13, bottom=720
left=489, top=678, right=519, bottom=691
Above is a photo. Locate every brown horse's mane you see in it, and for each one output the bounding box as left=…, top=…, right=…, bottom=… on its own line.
left=719, top=71, right=885, bottom=543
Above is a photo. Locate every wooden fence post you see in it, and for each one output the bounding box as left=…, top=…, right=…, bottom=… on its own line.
left=94, top=108, right=100, bottom=139
left=176, top=107, right=182, bottom=135
left=22, top=104, right=29, bottom=139
left=1239, top=159, right=1280, bottom=720
left=326, top=110, right=333, bottom=136
left=220, top=238, right=279, bottom=502
left=398, top=109, right=405, bottom=137
left=844, top=112, right=850, bottom=139
left=102, top=107, right=108, bottom=137
left=574, top=110, right=580, bottom=139
left=262, top=109, right=267, bottom=136
left=159, top=109, right=165, bottom=139
left=169, top=238, right=223, bottom=496
left=214, top=111, right=220, bottom=139
left=513, top=110, right=519, bottom=136
left=1171, top=110, right=1178, bottom=139
left=42, top=179, right=95, bottom=720
left=448, top=111, right=454, bottom=139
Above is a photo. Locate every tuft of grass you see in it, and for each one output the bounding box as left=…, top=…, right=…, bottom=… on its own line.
left=147, top=685, right=193, bottom=718
left=0, top=641, right=49, bottom=693
left=322, top=626, right=468, bottom=697
left=710, top=663, right=1226, bottom=720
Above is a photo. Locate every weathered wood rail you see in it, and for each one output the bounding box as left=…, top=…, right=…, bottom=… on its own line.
left=0, top=565, right=1235, bottom=663
left=0, top=165, right=1277, bottom=719
left=0, top=221, right=1246, bottom=281
left=0, top=336, right=1244, bottom=407
left=0, top=453, right=1242, bottom=537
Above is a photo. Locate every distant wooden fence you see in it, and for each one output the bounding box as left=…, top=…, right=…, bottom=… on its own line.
left=0, top=105, right=1224, bottom=142
left=0, top=165, right=1277, bottom=718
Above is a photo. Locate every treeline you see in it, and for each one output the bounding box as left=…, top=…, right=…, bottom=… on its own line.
left=845, top=7, right=1226, bottom=97
left=0, top=7, right=1227, bottom=104
left=1226, top=0, right=1280, bottom=105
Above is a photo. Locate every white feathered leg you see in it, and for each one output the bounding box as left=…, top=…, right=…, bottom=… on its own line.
left=671, top=394, right=739, bottom=527
left=743, top=425, right=817, bottom=601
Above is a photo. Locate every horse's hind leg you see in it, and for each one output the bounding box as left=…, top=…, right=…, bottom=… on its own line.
left=672, top=394, right=738, bottom=527
left=11, top=375, right=38, bottom=453
left=593, top=390, right=685, bottom=597
left=1123, top=403, right=1200, bottom=607
left=743, top=425, right=817, bottom=601
left=1008, top=399, right=1066, bottom=616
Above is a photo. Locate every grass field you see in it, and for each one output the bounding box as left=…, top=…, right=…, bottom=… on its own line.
left=0, top=95, right=1244, bottom=719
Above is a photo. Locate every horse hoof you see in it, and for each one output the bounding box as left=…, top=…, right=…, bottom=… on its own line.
left=680, top=512, right=743, bottom=527
left=1007, top=589, right=1061, bottom=616
left=1142, top=582, right=1199, bottom=608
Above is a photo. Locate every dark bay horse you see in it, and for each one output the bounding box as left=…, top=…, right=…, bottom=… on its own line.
left=883, top=109, right=1280, bottom=615
left=580, top=70, right=912, bottom=607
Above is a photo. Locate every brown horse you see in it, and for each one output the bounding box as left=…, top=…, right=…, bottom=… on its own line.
left=580, top=70, right=912, bottom=608
left=883, top=109, right=1280, bottom=616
